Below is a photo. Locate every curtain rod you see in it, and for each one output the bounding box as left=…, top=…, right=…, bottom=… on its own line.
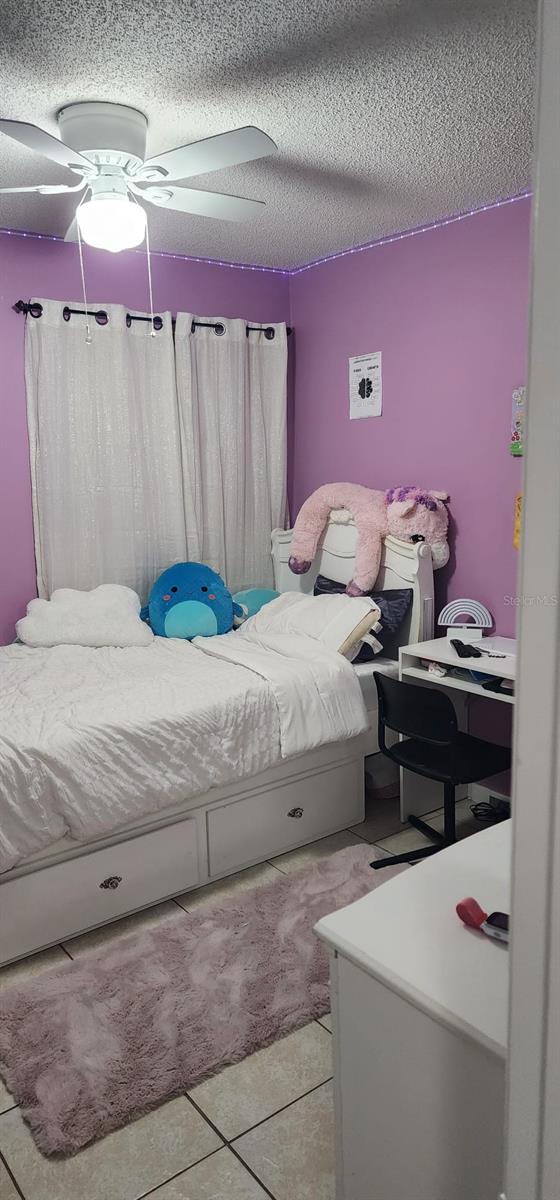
left=12, top=300, right=293, bottom=339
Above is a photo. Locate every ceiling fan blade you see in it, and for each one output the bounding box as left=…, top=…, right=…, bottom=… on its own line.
left=64, top=217, right=79, bottom=242
left=0, top=179, right=87, bottom=195
left=136, top=183, right=265, bottom=222
left=134, top=126, right=277, bottom=183
left=0, top=119, right=94, bottom=175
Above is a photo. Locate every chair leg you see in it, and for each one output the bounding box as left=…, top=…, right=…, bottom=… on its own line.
left=408, top=814, right=445, bottom=846
left=443, top=782, right=457, bottom=844
left=371, top=844, right=441, bottom=870
left=372, top=782, right=458, bottom=872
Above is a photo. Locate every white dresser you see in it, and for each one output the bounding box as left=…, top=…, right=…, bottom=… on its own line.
left=315, top=823, right=510, bottom=1200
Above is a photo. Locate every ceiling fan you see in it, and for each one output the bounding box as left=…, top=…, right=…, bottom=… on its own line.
left=0, top=102, right=277, bottom=252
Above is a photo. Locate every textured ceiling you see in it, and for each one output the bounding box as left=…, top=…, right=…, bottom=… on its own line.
left=0, top=0, right=537, bottom=268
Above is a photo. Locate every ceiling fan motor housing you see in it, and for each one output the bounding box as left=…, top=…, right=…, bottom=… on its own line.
left=57, top=102, right=148, bottom=173
left=87, top=174, right=134, bottom=203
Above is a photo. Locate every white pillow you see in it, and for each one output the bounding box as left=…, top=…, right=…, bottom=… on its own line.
left=236, top=591, right=382, bottom=660
left=16, top=585, right=154, bottom=648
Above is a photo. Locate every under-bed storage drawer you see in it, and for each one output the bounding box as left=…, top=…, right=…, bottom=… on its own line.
left=207, top=758, right=364, bottom=876
left=0, top=817, right=199, bottom=964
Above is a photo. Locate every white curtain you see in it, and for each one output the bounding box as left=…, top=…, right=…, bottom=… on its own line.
left=175, top=315, right=287, bottom=591
left=25, top=300, right=187, bottom=599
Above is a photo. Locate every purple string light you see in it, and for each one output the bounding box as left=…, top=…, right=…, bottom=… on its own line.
left=0, top=227, right=290, bottom=275
left=0, top=190, right=532, bottom=276
left=288, top=190, right=533, bottom=275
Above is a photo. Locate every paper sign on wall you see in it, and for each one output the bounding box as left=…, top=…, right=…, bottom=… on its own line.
left=349, top=352, right=382, bottom=419
left=510, top=386, right=525, bottom=456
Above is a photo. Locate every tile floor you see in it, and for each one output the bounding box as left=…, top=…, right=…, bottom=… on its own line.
left=0, top=789, right=487, bottom=1200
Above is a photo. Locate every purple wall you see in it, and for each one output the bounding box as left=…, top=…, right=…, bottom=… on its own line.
left=289, top=199, right=531, bottom=636
left=0, top=233, right=289, bottom=643
left=1, top=199, right=531, bottom=645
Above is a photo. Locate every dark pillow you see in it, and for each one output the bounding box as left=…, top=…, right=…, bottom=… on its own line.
left=313, top=575, right=413, bottom=661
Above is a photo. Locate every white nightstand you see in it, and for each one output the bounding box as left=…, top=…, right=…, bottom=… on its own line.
left=315, top=822, right=509, bottom=1200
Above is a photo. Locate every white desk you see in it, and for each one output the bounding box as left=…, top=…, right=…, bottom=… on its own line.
left=398, top=636, right=515, bottom=822
left=400, top=637, right=515, bottom=705
left=316, top=822, right=510, bottom=1200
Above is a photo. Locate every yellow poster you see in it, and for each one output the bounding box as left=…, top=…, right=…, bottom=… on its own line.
left=514, top=492, right=522, bottom=550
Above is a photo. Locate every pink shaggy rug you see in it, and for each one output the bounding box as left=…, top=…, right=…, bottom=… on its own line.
left=0, top=843, right=403, bottom=1157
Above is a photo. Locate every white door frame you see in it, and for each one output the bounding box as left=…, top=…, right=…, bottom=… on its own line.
left=504, top=0, right=560, bottom=1195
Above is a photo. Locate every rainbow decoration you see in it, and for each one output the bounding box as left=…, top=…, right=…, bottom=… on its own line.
left=438, top=599, right=493, bottom=629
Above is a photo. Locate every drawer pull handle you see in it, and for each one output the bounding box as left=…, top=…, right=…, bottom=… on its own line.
left=288, top=807, right=304, bottom=819
left=99, top=875, right=122, bottom=890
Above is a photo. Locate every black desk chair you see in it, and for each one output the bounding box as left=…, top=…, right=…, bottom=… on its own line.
left=371, top=672, right=511, bottom=870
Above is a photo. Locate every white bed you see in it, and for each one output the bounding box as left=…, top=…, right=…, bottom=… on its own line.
left=0, top=519, right=434, bottom=964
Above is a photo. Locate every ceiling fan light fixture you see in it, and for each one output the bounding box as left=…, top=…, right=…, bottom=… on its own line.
left=77, top=194, right=146, bottom=253
left=0, top=104, right=277, bottom=239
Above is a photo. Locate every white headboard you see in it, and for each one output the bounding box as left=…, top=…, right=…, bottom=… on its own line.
left=271, top=516, right=434, bottom=648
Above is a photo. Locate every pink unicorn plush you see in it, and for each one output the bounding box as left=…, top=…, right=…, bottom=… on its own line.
left=288, top=482, right=449, bottom=596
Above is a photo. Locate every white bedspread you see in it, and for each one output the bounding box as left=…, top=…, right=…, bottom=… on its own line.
left=0, top=634, right=367, bottom=873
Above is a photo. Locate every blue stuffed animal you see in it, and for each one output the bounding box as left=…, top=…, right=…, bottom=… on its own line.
left=144, top=563, right=240, bottom=639
left=232, top=587, right=279, bottom=625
